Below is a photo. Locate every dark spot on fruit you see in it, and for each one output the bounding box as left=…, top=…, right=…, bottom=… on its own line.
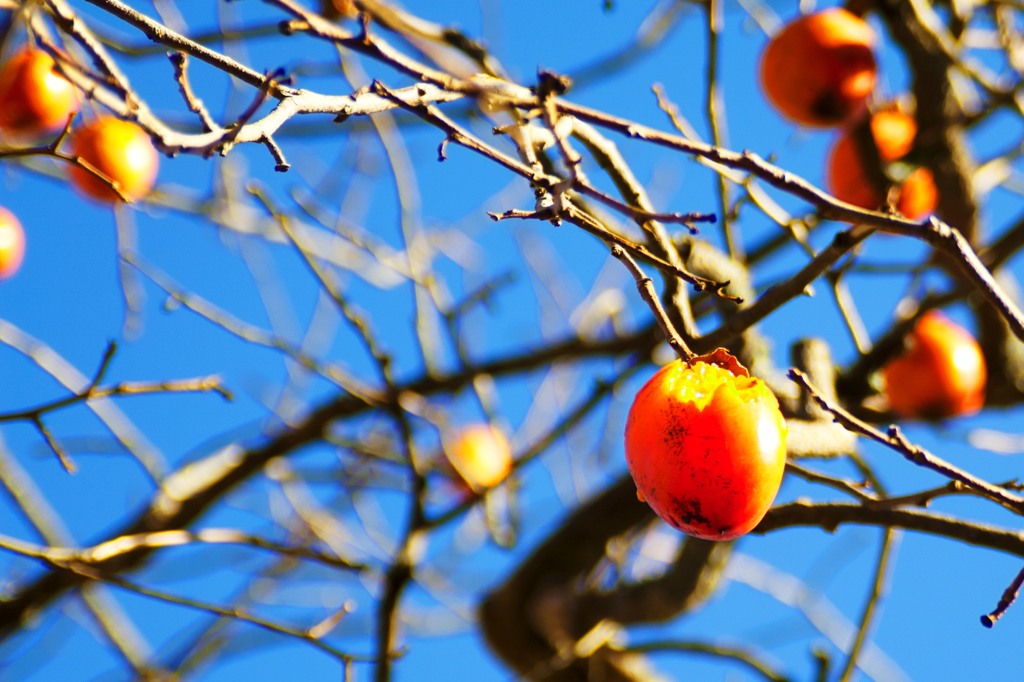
left=669, top=496, right=711, bottom=530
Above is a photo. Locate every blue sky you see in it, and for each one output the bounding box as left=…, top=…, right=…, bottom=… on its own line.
left=3, top=1, right=1024, bottom=680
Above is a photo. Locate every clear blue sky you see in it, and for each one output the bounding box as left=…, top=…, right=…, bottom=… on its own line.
left=2, top=1, right=1024, bottom=680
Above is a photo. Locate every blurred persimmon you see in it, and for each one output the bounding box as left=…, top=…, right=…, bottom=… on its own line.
left=0, top=207, right=26, bottom=280
left=0, top=47, right=79, bottom=138
left=759, top=8, right=877, bottom=127
left=445, top=424, right=513, bottom=493
left=68, top=117, right=159, bottom=203
left=883, top=311, right=987, bottom=419
left=827, top=107, right=938, bottom=219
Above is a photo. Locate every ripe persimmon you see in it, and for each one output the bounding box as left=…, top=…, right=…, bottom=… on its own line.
left=68, top=117, right=159, bottom=203
left=0, top=47, right=80, bottom=138
left=882, top=311, right=987, bottom=419
left=624, top=350, right=787, bottom=541
left=445, top=424, right=513, bottom=493
left=0, top=207, right=26, bottom=280
left=759, top=8, right=877, bottom=127
left=826, top=108, right=937, bottom=219
left=321, top=0, right=357, bottom=19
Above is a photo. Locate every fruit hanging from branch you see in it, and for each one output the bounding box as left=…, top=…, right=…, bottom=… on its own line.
left=624, top=350, right=787, bottom=541
left=759, top=8, right=877, bottom=128
left=826, top=107, right=938, bottom=219
left=0, top=47, right=80, bottom=138
left=882, top=311, right=987, bottom=419
left=67, top=117, right=159, bottom=204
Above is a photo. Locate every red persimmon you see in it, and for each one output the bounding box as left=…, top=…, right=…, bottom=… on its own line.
left=759, top=8, right=877, bottom=128
left=883, top=311, right=987, bottom=419
left=826, top=107, right=938, bottom=219
left=624, top=350, right=787, bottom=541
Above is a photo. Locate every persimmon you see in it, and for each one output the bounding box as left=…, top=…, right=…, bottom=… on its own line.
left=759, top=8, right=877, bottom=127
left=624, top=350, right=787, bottom=541
left=0, top=47, right=79, bottom=138
left=826, top=108, right=938, bottom=219
left=321, top=0, right=357, bottom=19
left=882, top=311, right=987, bottom=419
left=0, top=207, right=26, bottom=280
left=445, top=424, right=513, bottom=493
left=68, top=117, right=159, bottom=203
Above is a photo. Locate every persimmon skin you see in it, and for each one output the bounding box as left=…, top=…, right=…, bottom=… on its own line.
left=68, top=117, right=159, bottom=203
left=321, top=0, right=357, bottom=19
left=0, top=207, right=26, bottom=280
left=0, top=48, right=79, bottom=138
left=624, top=353, right=787, bottom=541
left=446, top=424, right=513, bottom=493
left=759, top=9, right=877, bottom=128
left=883, top=311, right=987, bottom=419
left=827, top=108, right=938, bottom=219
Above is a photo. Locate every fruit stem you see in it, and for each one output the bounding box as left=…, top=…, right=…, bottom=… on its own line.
left=610, top=243, right=695, bottom=360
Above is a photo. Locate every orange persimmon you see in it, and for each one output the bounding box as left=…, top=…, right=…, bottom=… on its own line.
left=0, top=47, right=80, bottom=138
left=624, top=350, right=787, bottom=541
left=759, top=8, right=877, bottom=127
left=445, top=424, right=513, bottom=493
left=321, top=0, right=357, bottom=19
left=826, top=108, right=938, bottom=219
left=0, top=207, right=26, bottom=280
left=883, top=311, right=987, bottom=419
left=68, top=117, right=159, bottom=203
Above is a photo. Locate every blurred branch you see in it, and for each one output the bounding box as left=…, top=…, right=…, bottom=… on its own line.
left=0, top=321, right=165, bottom=479
left=0, top=440, right=159, bottom=677
left=65, top=563, right=365, bottom=670
left=0, top=322, right=656, bottom=640
left=123, top=251, right=376, bottom=398
left=697, top=226, right=874, bottom=352
left=0, top=527, right=365, bottom=572
left=623, top=639, right=789, bottom=682
left=838, top=530, right=898, bottom=682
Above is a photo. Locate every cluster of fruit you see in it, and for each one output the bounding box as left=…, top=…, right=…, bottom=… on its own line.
left=620, top=8, right=987, bottom=541
left=0, top=19, right=987, bottom=544
left=760, top=8, right=937, bottom=219
left=0, top=46, right=160, bottom=279
left=758, top=8, right=986, bottom=419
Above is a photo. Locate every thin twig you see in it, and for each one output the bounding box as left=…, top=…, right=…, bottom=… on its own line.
left=789, top=368, right=1024, bottom=514
left=981, top=564, right=1024, bottom=628
left=838, top=530, right=898, bottom=682
left=610, top=244, right=694, bottom=360
left=168, top=51, right=218, bottom=132
left=65, top=563, right=364, bottom=666
left=489, top=207, right=739, bottom=302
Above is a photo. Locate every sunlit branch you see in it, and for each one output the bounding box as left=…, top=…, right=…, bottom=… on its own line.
left=789, top=368, right=1024, bottom=514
